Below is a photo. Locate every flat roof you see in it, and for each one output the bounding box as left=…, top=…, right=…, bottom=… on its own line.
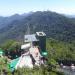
left=36, top=32, right=46, bottom=36
left=24, top=34, right=39, bottom=42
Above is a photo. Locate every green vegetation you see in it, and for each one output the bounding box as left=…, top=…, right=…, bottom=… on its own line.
left=0, top=11, right=75, bottom=44
left=0, top=40, right=21, bottom=51
left=0, top=11, right=75, bottom=74
left=0, top=39, right=65, bottom=75
left=46, top=38, right=75, bottom=61
left=0, top=57, right=64, bottom=75
left=0, top=38, right=75, bottom=74
left=0, top=62, right=64, bottom=75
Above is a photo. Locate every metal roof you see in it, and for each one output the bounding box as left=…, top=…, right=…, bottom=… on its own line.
left=24, top=34, right=39, bottom=42
left=36, top=32, right=46, bottom=36
left=9, top=57, right=19, bottom=71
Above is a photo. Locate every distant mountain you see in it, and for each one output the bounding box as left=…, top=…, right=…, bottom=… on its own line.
left=65, top=14, right=75, bottom=18
left=0, top=13, right=30, bottom=29
left=0, top=11, right=75, bottom=44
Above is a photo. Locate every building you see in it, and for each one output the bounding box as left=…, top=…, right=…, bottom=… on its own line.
left=9, top=32, right=47, bottom=71
left=24, top=32, right=47, bottom=56
left=24, top=34, right=38, bottom=43
left=36, top=32, right=47, bottom=56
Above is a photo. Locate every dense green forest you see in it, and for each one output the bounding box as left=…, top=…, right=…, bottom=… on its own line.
left=46, top=38, right=75, bottom=61
left=0, top=11, right=75, bottom=43
left=0, top=39, right=65, bottom=75
left=0, top=38, right=75, bottom=74
left=1, top=38, right=75, bottom=61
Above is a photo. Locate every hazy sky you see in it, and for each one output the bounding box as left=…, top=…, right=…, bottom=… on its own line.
left=0, top=0, right=75, bottom=16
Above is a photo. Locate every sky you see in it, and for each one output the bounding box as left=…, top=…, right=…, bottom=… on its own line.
left=0, top=0, right=75, bottom=16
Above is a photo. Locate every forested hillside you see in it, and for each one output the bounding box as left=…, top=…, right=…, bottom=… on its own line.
left=0, top=11, right=75, bottom=75
left=0, top=11, right=75, bottom=44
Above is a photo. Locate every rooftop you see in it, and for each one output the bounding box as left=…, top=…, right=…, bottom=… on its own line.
left=24, top=34, right=39, bottom=42
left=36, top=32, right=46, bottom=36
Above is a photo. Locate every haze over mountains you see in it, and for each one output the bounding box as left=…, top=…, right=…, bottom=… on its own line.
left=0, top=13, right=31, bottom=29
left=0, top=11, right=75, bottom=44
left=65, top=14, right=75, bottom=18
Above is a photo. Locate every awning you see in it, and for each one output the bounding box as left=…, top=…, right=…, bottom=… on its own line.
left=41, top=51, right=47, bottom=56
left=0, top=49, right=4, bottom=54
left=9, top=57, right=19, bottom=71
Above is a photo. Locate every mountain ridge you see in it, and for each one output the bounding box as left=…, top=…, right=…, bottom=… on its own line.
left=0, top=11, right=75, bottom=44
